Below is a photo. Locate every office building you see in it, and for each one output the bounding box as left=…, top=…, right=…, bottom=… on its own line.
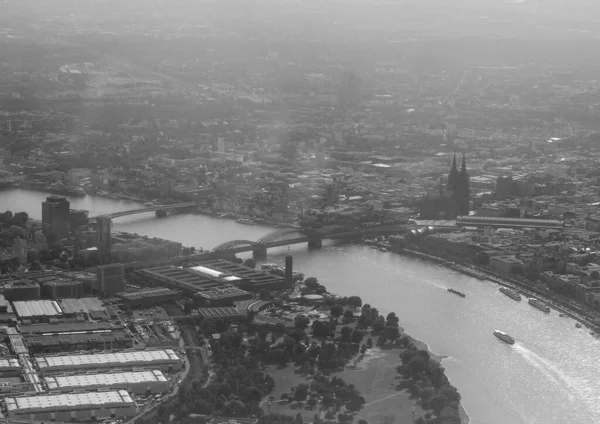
left=96, top=263, right=125, bottom=295
left=96, top=216, right=112, bottom=261
left=4, top=390, right=137, bottom=421
left=41, top=196, right=70, bottom=239
left=45, top=370, right=169, bottom=394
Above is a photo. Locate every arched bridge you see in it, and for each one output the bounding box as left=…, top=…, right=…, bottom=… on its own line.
left=89, top=202, right=199, bottom=222
left=212, top=224, right=409, bottom=258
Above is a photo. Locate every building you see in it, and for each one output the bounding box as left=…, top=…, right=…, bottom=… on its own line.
left=0, top=356, right=21, bottom=377
left=24, top=330, right=132, bottom=354
left=45, top=370, right=169, bottom=394
left=137, top=266, right=252, bottom=305
left=1, top=278, right=41, bottom=301
left=490, top=256, right=525, bottom=276
left=35, top=349, right=182, bottom=374
left=11, top=300, right=63, bottom=322
left=4, top=390, right=137, bottom=421
left=96, top=216, right=112, bottom=261
left=420, top=154, right=470, bottom=219
left=115, top=288, right=183, bottom=309
left=12, top=238, right=27, bottom=265
left=41, top=196, right=70, bottom=239
left=96, top=263, right=125, bottom=295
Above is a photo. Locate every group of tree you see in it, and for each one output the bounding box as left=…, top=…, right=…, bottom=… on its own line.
left=282, top=373, right=366, bottom=415
left=396, top=348, right=462, bottom=424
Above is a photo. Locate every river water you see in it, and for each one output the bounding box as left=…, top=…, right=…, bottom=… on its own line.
left=2, top=188, right=600, bottom=424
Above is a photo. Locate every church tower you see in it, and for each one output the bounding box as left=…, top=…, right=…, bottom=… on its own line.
left=455, top=154, right=470, bottom=215
left=447, top=153, right=459, bottom=191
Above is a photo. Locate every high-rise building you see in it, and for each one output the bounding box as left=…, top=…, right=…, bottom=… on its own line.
left=96, top=216, right=112, bottom=262
left=96, top=263, right=125, bottom=295
left=41, top=196, right=70, bottom=239
left=13, top=237, right=27, bottom=264
left=285, top=253, right=293, bottom=286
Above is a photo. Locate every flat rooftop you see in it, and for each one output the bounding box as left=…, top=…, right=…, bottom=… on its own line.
left=5, top=390, right=134, bottom=412
left=36, top=349, right=180, bottom=370
left=0, top=357, right=20, bottom=369
left=12, top=300, right=63, bottom=318
left=46, top=370, right=167, bottom=390
left=116, top=287, right=181, bottom=301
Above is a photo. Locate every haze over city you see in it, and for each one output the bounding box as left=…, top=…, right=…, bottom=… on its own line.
left=1, top=1, right=600, bottom=424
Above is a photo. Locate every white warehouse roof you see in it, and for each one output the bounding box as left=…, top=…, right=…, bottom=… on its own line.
left=46, top=370, right=167, bottom=390
left=5, top=390, right=134, bottom=412
left=36, top=349, right=180, bottom=370
left=0, top=357, right=20, bottom=369
left=12, top=300, right=63, bottom=318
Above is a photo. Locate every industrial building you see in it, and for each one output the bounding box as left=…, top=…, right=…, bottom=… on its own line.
left=11, top=300, right=63, bottom=322
left=1, top=278, right=41, bottom=301
left=137, top=266, right=252, bottom=306
left=0, top=357, right=21, bottom=377
left=115, top=287, right=182, bottom=309
left=35, top=349, right=182, bottom=374
left=194, top=259, right=285, bottom=290
left=58, top=297, right=107, bottom=319
left=24, top=330, right=133, bottom=354
left=4, top=390, right=137, bottom=421
left=45, top=369, right=169, bottom=394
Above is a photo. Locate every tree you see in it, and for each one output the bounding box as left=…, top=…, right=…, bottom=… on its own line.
left=330, top=305, right=343, bottom=321
left=439, top=385, right=461, bottom=403
left=243, top=258, right=257, bottom=269
left=343, top=309, right=355, bottom=322
left=384, top=325, right=400, bottom=342
left=295, top=315, right=310, bottom=330
left=346, top=296, right=362, bottom=307
left=294, top=384, right=309, bottom=402
left=386, top=312, right=399, bottom=327
left=366, top=337, right=373, bottom=348
left=591, top=270, right=600, bottom=280
left=410, top=355, right=428, bottom=376
left=340, top=326, right=352, bottom=343
left=429, top=394, right=449, bottom=416
left=294, top=413, right=304, bottom=424
left=312, top=321, right=330, bottom=338
left=307, top=397, right=318, bottom=409
left=371, top=316, right=385, bottom=333
left=351, top=329, right=364, bottom=344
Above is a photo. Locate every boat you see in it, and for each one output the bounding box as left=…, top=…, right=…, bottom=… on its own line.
left=447, top=288, right=466, bottom=298
left=559, top=314, right=565, bottom=317
left=499, top=287, right=521, bottom=301
left=494, top=330, right=515, bottom=345
left=528, top=298, right=551, bottom=313
left=235, top=218, right=255, bottom=226
left=378, top=247, right=388, bottom=252
left=576, top=323, right=582, bottom=328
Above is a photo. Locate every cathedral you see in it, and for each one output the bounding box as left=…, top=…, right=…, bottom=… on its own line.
left=419, top=154, right=470, bottom=219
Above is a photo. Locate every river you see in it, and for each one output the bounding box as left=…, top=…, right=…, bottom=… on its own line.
left=2, top=188, right=600, bottom=424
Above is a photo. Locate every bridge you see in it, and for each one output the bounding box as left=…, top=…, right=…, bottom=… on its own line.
left=89, top=202, right=200, bottom=223
left=212, top=224, right=409, bottom=259
left=456, top=216, right=564, bottom=230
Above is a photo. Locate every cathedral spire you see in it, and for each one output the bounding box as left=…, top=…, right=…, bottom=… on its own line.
left=460, top=153, right=467, bottom=174
left=447, top=153, right=459, bottom=191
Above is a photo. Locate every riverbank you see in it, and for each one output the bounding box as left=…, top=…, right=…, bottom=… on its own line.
left=398, top=245, right=600, bottom=333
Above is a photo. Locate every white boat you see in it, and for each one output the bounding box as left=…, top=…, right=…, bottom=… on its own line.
left=528, top=298, right=551, bottom=313
left=494, top=330, right=515, bottom=345
left=235, top=218, right=255, bottom=226
left=499, top=287, right=521, bottom=301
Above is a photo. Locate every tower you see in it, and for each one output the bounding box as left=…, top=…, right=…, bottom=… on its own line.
left=285, top=249, right=293, bottom=287
left=447, top=153, right=459, bottom=191
left=41, top=196, right=70, bottom=240
left=97, top=216, right=112, bottom=262
left=455, top=154, right=470, bottom=216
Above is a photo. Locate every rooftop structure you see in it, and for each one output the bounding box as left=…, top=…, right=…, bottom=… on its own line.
left=24, top=330, right=132, bottom=354
left=196, top=306, right=245, bottom=320
left=45, top=370, right=169, bottom=394
left=138, top=266, right=252, bottom=305
left=11, top=300, right=63, bottom=319
left=195, top=259, right=284, bottom=290
left=35, top=349, right=182, bottom=373
left=4, top=390, right=136, bottom=419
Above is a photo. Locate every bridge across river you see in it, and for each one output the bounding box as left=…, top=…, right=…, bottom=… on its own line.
left=212, top=224, right=410, bottom=258
left=89, top=202, right=200, bottom=222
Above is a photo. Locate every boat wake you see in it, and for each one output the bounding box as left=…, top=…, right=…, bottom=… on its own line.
left=513, top=344, right=596, bottom=414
